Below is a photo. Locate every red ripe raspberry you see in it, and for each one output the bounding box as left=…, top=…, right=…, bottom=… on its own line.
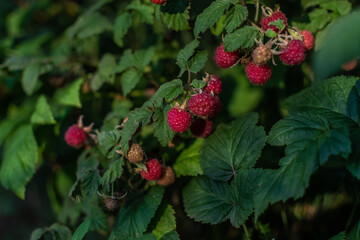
left=210, top=96, right=221, bottom=117
left=188, top=92, right=216, bottom=117
left=302, top=30, right=314, bottom=51
left=141, top=159, right=162, bottom=181
left=245, top=62, right=272, bottom=85
left=279, top=40, right=306, bottom=66
left=214, top=45, right=240, bottom=68
left=167, top=108, right=191, bottom=133
left=252, top=45, right=272, bottom=66
left=151, top=0, right=165, bottom=4
left=65, top=125, right=87, bottom=148
left=191, top=118, right=213, bottom=138
left=205, top=75, right=222, bottom=95
left=261, top=10, right=288, bottom=33
left=157, top=166, right=175, bottom=186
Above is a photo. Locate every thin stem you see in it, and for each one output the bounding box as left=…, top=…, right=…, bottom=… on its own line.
left=243, top=224, right=250, bottom=239
left=255, top=0, right=260, bottom=22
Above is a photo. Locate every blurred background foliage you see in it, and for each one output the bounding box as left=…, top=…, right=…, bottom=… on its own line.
left=0, top=0, right=360, bottom=239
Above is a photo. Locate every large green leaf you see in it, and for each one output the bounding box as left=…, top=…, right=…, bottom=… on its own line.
left=173, top=139, right=204, bottom=177
left=114, top=186, right=164, bottom=239
left=21, top=60, right=41, bottom=96
left=121, top=69, right=143, bottom=96
left=188, top=50, right=208, bottom=73
left=31, top=95, right=56, bottom=125
left=255, top=112, right=352, bottom=218
left=194, top=0, right=237, bottom=37
left=160, top=0, right=190, bottom=31
left=224, top=5, right=248, bottom=33
left=153, top=106, right=175, bottom=147
left=314, top=9, right=360, bottom=80
left=53, top=78, right=83, bottom=108
left=0, top=125, right=38, bottom=199
left=183, top=170, right=263, bottom=228
left=176, top=39, right=199, bottom=77
left=80, top=169, right=100, bottom=197
left=114, top=12, right=132, bottom=47
left=72, top=218, right=91, bottom=240
left=199, top=113, right=266, bottom=181
left=101, top=157, right=124, bottom=186
left=143, top=79, right=183, bottom=108
left=152, top=204, right=176, bottom=239
left=224, top=26, right=262, bottom=52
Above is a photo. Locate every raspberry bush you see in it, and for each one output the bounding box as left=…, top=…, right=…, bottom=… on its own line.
left=0, top=0, right=360, bottom=239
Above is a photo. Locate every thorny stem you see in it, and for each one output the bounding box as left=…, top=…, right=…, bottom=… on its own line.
left=255, top=0, right=260, bottom=22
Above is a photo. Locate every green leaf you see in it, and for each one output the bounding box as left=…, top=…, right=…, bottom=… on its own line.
left=347, top=129, right=360, bottom=179
left=114, top=49, right=134, bottom=74
left=160, top=230, right=179, bottom=240
left=160, top=0, right=190, bottom=31
left=54, top=78, right=83, bottom=108
left=31, top=223, right=72, bottom=240
left=133, top=47, right=155, bottom=71
left=194, top=0, right=237, bottom=37
left=121, top=69, right=143, bottom=96
left=173, top=139, right=204, bottom=177
left=176, top=39, right=199, bottom=77
left=224, top=5, right=248, bottom=33
left=284, top=76, right=359, bottom=126
left=328, top=231, right=346, bottom=240
left=255, top=112, right=352, bottom=218
left=183, top=170, right=262, bottom=228
left=0, top=125, right=38, bottom=199
left=152, top=205, right=176, bottom=239
left=143, top=79, right=183, bottom=108
left=153, top=106, right=175, bottom=147
left=347, top=80, right=360, bottom=124
left=101, top=157, right=124, bottom=186
left=188, top=50, right=208, bottom=73
left=265, top=29, right=277, bottom=38
left=320, top=1, right=351, bottom=16
left=120, top=108, right=152, bottom=154
left=268, top=19, right=286, bottom=32
left=191, top=79, right=206, bottom=89
left=80, top=169, right=100, bottom=197
left=114, top=186, right=164, bottom=238
left=200, top=113, right=266, bottom=181
left=72, top=218, right=91, bottom=240
left=98, top=130, right=121, bottom=154
left=31, top=95, right=56, bottom=125
left=22, top=60, right=41, bottom=96
left=224, top=26, right=263, bottom=52
left=127, top=0, right=154, bottom=25
left=114, top=12, right=132, bottom=47
left=314, top=9, right=360, bottom=80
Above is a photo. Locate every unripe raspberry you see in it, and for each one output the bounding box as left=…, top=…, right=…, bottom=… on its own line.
left=245, top=62, right=272, bottom=85
left=157, top=166, right=175, bottom=186
left=279, top=40, right=306, bottom=66
left=261, top=10, right=288, bottom=33
left=65, top=125, right=87, bottom=148
left=188, top=92, right=216, bottom=117
left=205, top=75, right=222, bottom=95
left=151, top=0, right=165, bottom=4
left=301, top=30, right=314, bottom=51
left=191, top=119, right=213, bottom=138
left=167, top=108, right=191, bottom=133
left=126, top=143, right=143, bottom=163
left=141, top=159, right=162, bottom=181
left=214, top=45, right=240, bottom=68
left=252, top=45, right=272, bottom=66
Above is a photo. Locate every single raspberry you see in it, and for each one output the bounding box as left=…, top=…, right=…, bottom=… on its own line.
left=151, top=0, right=165, bottom=4
left=210, top=96, right=222, bottom=117
left=126, top=143, right=143, bottom=163
left=65, top=125, right=87, bottom=148
left=191, top=119, right=213, bottom=138
left=245, top=62, right=272, bottom=85
left=342, top=59, right=357, bottom=71
left=188, top=92, right=216, bottom=117
left=214, top=45, right=240, bottom=68
left=167, top=108, right=191, bottom=133
left=301, top=30, right=314, bottom=51
left=157, top=166, right=175, bottom=186
left=252, top=45, right=272, bottom=66
left=261, top=10, right=288, bottom=33
left=141, top=159, right=162, bottom=181
left=205, top=75, right=222, bottom=95
left=279, top=40, right=306, bottom=66
left=104, top=197, right=121, bottom=211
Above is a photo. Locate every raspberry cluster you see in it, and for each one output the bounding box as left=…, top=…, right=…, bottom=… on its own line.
left=214, top=6, right=314, bottom=86
left=167, top=74, right=222, bottom=138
